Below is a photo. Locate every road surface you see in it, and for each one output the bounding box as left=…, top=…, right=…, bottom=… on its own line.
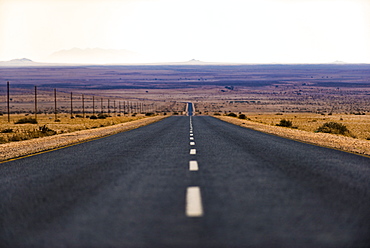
left=0, top=114, right=369, bottom=247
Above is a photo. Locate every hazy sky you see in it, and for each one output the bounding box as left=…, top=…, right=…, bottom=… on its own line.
left=1, top=0, right=369, bottom=63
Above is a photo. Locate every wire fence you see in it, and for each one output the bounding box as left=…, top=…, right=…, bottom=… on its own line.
left=1, top=82, right=184, bottom=122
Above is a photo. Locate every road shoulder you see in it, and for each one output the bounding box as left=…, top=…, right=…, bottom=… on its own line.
left=0, top=116, right=167, bottom=162
left=214, top=115, right=370, bottom=157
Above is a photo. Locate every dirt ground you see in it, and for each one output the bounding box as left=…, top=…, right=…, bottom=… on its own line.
left=1, top=64, right=369, bottom=156
left=0, top=115, right=167, bottom=161
left=228, top=112, right=370, bottom=140
left=215, top=115, right=370, bottom=157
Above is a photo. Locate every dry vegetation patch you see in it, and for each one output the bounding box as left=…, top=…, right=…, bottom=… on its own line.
left=0, top=114, right=149, bottom=143
left=215, top=115, right=370, bottom=157
left=0, top=115, right=167, bottom=161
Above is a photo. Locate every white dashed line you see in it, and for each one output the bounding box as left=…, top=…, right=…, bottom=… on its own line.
left=190, top=133, right=193, bottom=136
left=189, top=161, right=199, bottom=171
left=186, top=187, right=203, bottom=217
left=190, top=137, right=194, bottom=140
left=190, top=149, right=196, bottom=155
left=190, top=142, right=195, bottom=146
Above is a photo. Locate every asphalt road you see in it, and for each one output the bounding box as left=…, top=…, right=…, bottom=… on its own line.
left=0, top=114, right=369, bottom=248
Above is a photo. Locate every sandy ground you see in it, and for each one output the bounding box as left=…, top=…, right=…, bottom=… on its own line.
left=216, top=116, right=370, bottom=157
left=0, top=115, right=167, bottom=162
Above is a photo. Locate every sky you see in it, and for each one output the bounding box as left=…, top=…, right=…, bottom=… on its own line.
left=0, top=0, right=369, bottom=64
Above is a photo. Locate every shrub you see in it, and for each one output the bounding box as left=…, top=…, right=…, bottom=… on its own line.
left=227, top=113, right=237, bottom=117
left=276, top=119, right=292, bottom=127
left=317, top=122, right=350, bottom=135
left=213, top=113, right=221, bottom=116
left=1, top=128, right=13, bottom=133
left=90, top=115, right=98, bottom=119
left=238, top=114, right=246, bottom=119
left=15, top=117, right=37, bottom=124
left=145, top=112, right=155, bottom=116
left=6, top=125, right=56, bottom=142
left=39, top=125, right=57, bottom=136
left=98, top=113, right=109, bottom=119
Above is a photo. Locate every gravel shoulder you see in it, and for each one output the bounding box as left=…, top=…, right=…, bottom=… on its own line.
left=215, top=116, right=370, bottom=157
left=0, top=116, right=167, bottom=162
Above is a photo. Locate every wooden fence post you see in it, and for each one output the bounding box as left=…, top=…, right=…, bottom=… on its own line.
left=7, top=81, right=10, bottom=122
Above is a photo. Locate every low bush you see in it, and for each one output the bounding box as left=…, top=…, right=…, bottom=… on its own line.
left=213, top=113, right=221, bottom=116
left=90, top=115, right=98, bottom=119
left=39, top=125, right=57, bottom=136
left=227, top=113, right=237, bottom=117
left=145, top=112, right=155, bottom=116
left=15, top=117, right=37, bottom=124
left=276, top=119, right=293, bottom=127
left=317, top=122, right=350, bottom=135
left=1, top=128, right=13, bottom=133
left=238, top=114, right=247, bottom=119
left=97, top=113, right=109, bottom=119
left=6, top=125, right=57, bottom=142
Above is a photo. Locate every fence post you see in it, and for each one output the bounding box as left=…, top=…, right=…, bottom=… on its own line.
left=54, top=88, right=57, bottom=120
left=70, top=92, right=73, bottom=118
left=34, top=86, right=37, bottom=121
left=114, top=100, right=116, bottom=116
left=108, top=99, right=110, bottom=115
left=92, top=96, right=95, bottom=116
left=7, top=81, right=10, bottom=122
left=82, top=94, right=85, bottom=119
left=101, top=98, right=103, bottom=114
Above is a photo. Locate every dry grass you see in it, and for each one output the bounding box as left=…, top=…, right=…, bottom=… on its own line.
left=215, top=115, right=370, bottom=157
left=0, top=113, right=152, bottom=144
left=0, top=115, right=167, bottom=161
left=243, top=113, right=370, bottom=140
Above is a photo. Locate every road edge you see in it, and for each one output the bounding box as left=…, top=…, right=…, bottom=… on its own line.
left=0, top=115, right=168, bottom=163
left=214, top=115, right=370, bottom=158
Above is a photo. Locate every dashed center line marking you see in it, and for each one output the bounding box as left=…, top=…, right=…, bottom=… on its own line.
left=189, top=161, right=199, bottom=171
left=190, top=133, right=193, bottom=136
left=190, top=149, right=196, bottom=155
left=186, top=187, right=203, bottom=217
left=190, top=137, right=194, bottom=140
left=190, top=142, right=195, bottom=146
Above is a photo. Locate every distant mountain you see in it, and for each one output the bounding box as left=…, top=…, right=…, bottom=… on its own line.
left=47, top=48, right=143, bottom=64
left=9, top=58, right=34, bottom=63
left=0, top=58, right=41, bottom=66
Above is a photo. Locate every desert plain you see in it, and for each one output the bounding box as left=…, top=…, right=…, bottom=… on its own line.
left=1, top=63, right=370, bottom=157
